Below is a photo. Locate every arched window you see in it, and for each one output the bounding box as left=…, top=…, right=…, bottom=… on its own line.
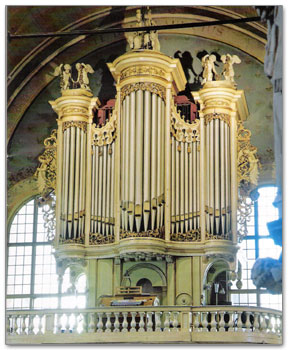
left=230, top=185, right=282, bottom=310
left=6, top=197, right=87, bottom=310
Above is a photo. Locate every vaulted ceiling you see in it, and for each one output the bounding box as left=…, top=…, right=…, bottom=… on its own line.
left=7, top=6, right=273, bottom=215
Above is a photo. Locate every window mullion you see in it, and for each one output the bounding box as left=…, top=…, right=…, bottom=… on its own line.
left=30, top=199, right=38, bottom=309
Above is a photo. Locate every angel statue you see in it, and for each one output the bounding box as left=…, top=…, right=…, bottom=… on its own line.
left=75, top=63, right=94, bottom=91
left=201, top=54, right=219, bottom=85
left=53, top=63, right=72, bottom=90
left=221, top=54, right=241, bottom=83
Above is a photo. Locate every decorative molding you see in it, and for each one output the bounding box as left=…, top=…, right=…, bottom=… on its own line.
left=63, top=121, right=87, bottom=133
left=204, top=113, right=231, bottom=126
left=121, top=82, right=165, bottom=102
left=170, top=229, right=201, bottom=242
left=34, top=129, right=57, bottom=197
left=37, top=193, right=56, bottom=242
left=59, top=235, right=85, bottom=245
left=92, top=108, right=117, bottom=146
left=120, top=226, right=165, bottom=240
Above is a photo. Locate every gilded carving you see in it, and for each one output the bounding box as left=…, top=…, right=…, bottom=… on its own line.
left=37, top=194, right=56, bottom=242
left=170, top=229, right=201, bottom=242
left=120, top=66, right=165, bottom=81
left=237, top=121, right=259, bottom=186
left=121, top=82, right=165, bottom=102
left=120, top=226, right=165, bottom=240
left=170, top=104, right=200, bottom=143
left=205, top=231, right=232, bottom=241
left=62, top=107, right=88, bottom=115
left=201, top=54, right=220, bottom=84
left=204, top=113, right=231, bottom=126
left=60, top=235, right=85, bottom=244
left=63, top=121, right=87, bottom=133
left=89, top=233, right=115, bottom=245
left=92, top=108, right=117, bottom=146
left=35, top=129, right=57, bottom=197
left=221, top=54, right=241, bottom=84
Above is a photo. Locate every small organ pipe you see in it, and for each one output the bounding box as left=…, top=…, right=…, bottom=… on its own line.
left=129, top=92, right=136, bottom=232
left=135, top=90, right=144, bottom=233
left=225, top=123, right=231, bottom=233
left=193, top=141, right=197, bottom=229
left=74, top=127, right=81, bottom=237
left=121, top=98, right=126, bottom=229
left=125, top=95, right=130, bottom=231
left=110, top=142, right=115, bottom=235
left=102, top=145, right=107, bottom=235
left=188, top=143, right=193, bottom=231
left=196, top=141, right=200, bottom=228
left=143, top=91, right=151, bottom=232
left=160, top=99, right=165, bottom=228
left=180, top=141, right=184, bottom=233
left=209, top=120, right=214, bottom=235
left=184, top=142, right=189, bottom=232
left=90, top=145, right=95, bottom=233
left=68, top=126, right=75, bottom=238
left=81, top=132, right=86, bottom=235
left=94, top=145, right=99, bottom=233
left=97, top=146, right=103, bottom=234
left=171, top=137, right=175, bottom=234
left=175, top=141, right=180, bottom=233
left=220, top=120, right=226, bottom=234
left=215, top=119, right=220, bottom=234
left=156, top=96, right=162, bottom=230
left=61, top=129, right=67, bottom=238
left=106, top=145, right=112, bottom=236
left=206, top=122, right=210, bottom=233
left=151, top=93, right=157, bottom=230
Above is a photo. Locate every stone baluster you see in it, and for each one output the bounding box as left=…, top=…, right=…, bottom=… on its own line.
left=253, top=312, right=260, bottom=333
left=105, top=312, right=112, bottom=333
left=210, top=311, right=217, bottom=332
left=10, top=316, right=16, bottom=335
left=122, top=312, right=128, bottom=332
left=260, top=312, right=268, bottom=333
left=88, top=313, right=96, bottom=333
left=193, top=312, right=200, bottom=332
left=97, top=313, right=104, bottom=333
left=172, top=312, right=179, bottom=332
left=114, top=312, right=120, bottom=332
left=268, top=313, right=275, bottom=334
left=6, top=315, right=11, bottom=335
left=244, top=311, right=252, bottom=332
left=130, top=312, right=137, bottom=332
left=82, top=312, right=88, bottom=333
left=64, top=313, right=70, bottom=333
left=138, top=312, right=145, bottom=332
left=201, top=312, right=208, bottom=332
left=219, top=311, right=226, bottom=332
left=236, top=311, right=243, bottom=332
left=38, top=315, right=43, bottom=335
left=71, top=312, right=79, bottom=333
left=28, top=314, right=34, bottom=335
left=20, top=315, right=26, bottom=335
left=56, top=314, right=62, bottom=334
left=147, top=312, right=153, bottom=332
left=163, top=312, right=171, bottom=332
left=45, top=314, right=54, bottom=335
left=155, top=312, right=162, bottom=332
left=275, top=314, right=282, bottom=335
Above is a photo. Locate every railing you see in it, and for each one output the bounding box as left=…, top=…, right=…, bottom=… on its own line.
left=6, top=306, right=282, bottom=344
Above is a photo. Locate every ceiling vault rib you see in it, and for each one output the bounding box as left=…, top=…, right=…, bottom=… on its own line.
left=9, top=16, right=261, bottom=39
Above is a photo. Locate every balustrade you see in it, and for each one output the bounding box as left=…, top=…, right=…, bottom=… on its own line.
left=6, top=306, right=282, bottom=344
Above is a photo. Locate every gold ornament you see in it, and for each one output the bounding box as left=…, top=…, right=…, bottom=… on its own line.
left=121, top=82, right=165, bottom=102
left=62, top=121, right=87, bottom=133
left=92, top=108, right=117, bottom=146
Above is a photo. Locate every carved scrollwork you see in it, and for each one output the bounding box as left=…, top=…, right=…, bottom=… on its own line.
left=170, top=108, right=200, bottom=143
left=92, top=108, right=117, bottom=146
left=170, top=229, right=201, bottom=242
left=120, top=66, right=165, bottom=81
left=120, top=226, right=165, bottom=240
left=37, top=193, right=56, bottom=242
left=63, top=121, right=87, bottom=133
left=121, top=82, right=165, bottom=102
left=237, top=191, right=254, bottom=242
left=59, top=235, right=85, bottom=244
left=205, top=231, right=232, bottom=241
left=89, top=233, right=115, bottom=245
left=204, top=113, right=231, bottom=126
left=237, top=121, right=260, bottom=187
left=35, top=129, right=57, bottom=197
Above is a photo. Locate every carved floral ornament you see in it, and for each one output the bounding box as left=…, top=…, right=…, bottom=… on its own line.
left=35, top=129, right=57, bottom=197
left=204, top=113, right=231, bottom=126
left=121, top=82, right=166, bottom=102
left=62, top=121, right=87, bottom=133
left=120, top=226, right=165, bottom=240
left=120, top=66, right=166, bottom=81
left=170, top=229, right=201, bottom=242
left=170, top=103, right=200, bottom=143
left=92, top=108, right=117, bottom=146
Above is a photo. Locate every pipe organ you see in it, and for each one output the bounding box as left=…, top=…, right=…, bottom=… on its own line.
left=45, top=50, right=250, bottom=253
